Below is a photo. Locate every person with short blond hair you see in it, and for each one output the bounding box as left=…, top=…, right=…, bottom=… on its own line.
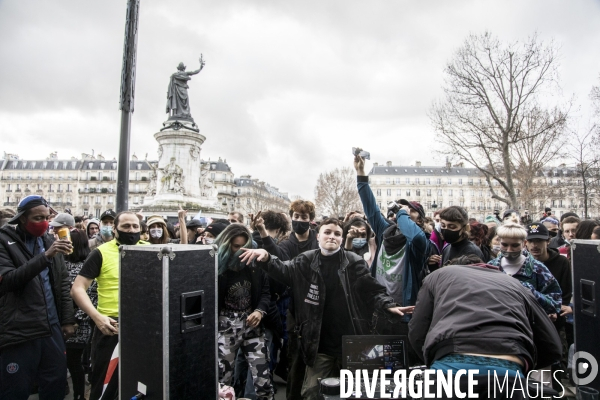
left=488, top=222, right=561, bottom=315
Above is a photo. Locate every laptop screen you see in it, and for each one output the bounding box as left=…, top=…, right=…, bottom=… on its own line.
left=342, top=335, right=407, bottom=374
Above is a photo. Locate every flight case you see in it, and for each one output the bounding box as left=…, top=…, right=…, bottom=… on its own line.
left=119, top=244, right=218, bottom=399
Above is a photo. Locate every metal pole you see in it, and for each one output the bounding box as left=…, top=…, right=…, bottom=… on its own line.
left=116, top=0, right=140, bottom=213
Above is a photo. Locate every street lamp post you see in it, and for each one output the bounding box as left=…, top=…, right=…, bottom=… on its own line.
left=116, top=0, right=140, bottom=213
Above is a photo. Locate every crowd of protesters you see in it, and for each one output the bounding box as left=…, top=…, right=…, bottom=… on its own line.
left=0, top=152, right=597, bottom=400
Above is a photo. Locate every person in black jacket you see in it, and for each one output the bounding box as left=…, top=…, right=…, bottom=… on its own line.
left=240, top=218, right=413, bottom=400
left=254, top=200, right=318, bottom=400
left=216, top=224, right=274, bottom=400
left=0, top=195, right=76, bottom=400
left=409, top=255, right=561, bottom=386
left=439, top=206, right=484, bottom=265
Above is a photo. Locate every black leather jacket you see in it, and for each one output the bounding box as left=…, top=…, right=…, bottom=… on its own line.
left=260, top=249, right=396, bottom=367
left=0, top=225, right=75, bottom=350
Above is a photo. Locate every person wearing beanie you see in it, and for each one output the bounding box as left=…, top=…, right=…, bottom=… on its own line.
left=202, top=221, right=231, bottom=244
left=0, top=195, right=76, bottom=399
left=146, top=215, right=170, bottom=245
left=87, top=218, right=100, bottom=239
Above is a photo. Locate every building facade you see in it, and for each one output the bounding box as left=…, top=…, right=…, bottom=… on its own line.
left=0, top=152, right=290, bottom=218
left=368, top=161, right=595, bottom=221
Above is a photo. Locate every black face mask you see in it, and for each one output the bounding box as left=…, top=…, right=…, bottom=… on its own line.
left=292, top=220, right=310, bottom=235
left=548, top=230, right=557, bottom=238
left=441, top=228, right=463, bottom=244
left=116, top=230, right=140, bottom=246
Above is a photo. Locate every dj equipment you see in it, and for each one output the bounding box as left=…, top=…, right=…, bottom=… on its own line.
left=572, top=239, right=600, bottom=392
left=341, top=335, right=408, bottom=399
left=119, top=245, right=218, bottom=399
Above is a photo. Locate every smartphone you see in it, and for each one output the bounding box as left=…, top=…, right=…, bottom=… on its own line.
left=352, top=147, right=371, bottom=160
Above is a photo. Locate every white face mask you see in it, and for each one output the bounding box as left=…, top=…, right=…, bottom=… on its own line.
left=150, top=228, right=163, bottom=239
left=204, top=238, right=215, bottom=245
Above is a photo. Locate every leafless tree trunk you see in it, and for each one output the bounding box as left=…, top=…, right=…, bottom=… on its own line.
left=569, top=123, right=600, bottom=219
left=430, top=32, right=569, bottom=210
left=314, top=167, right=363, bottom=219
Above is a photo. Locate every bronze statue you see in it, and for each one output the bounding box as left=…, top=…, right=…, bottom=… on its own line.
left=166, top=55, right=205, bottom=121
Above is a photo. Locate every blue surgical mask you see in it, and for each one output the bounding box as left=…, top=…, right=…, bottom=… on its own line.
left=100, top=225, right=113, bottom=237
left=352, top=238, right=368, bottom=249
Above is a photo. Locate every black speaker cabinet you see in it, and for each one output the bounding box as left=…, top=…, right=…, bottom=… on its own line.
left=119, top=244, right=218, bottom=399
left=571, top=239, right=600, bottom=391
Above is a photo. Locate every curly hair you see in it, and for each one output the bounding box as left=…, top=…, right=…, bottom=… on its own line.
left=289, top=200, right=316, bottom=221
left=469, top=221, right=489, bottom=247
left=262, top=210, right=291, bottom=234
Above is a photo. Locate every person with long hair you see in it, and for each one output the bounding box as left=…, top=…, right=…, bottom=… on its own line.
left=145, top=210, right=188, bottom=245
left=64, top=229, right=97, bottom=400
left=215, top=224, right=273, bottom=400
left=469, top=221, right=492, bottom=262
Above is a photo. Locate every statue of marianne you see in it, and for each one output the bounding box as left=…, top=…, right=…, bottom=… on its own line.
left=166, top=55, right=205, bottom=120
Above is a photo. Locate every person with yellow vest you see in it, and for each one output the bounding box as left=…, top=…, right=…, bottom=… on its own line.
left=71, top=211, right=148, bottom=400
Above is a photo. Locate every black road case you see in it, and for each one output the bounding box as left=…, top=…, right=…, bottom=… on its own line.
left=119, top=244, right=218, bottom=399
left=571, top=239, right=600, bottom=391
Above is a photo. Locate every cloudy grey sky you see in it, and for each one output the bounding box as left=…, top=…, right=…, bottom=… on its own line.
left=1, top=0, right=599, bottom=200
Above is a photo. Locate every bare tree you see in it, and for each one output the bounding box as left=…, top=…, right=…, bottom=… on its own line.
left=314, top=167, right=363, bottom=218
left=569, top=121, right=600, bottom=219
left=511, top=106, right=569, bottom=213
left=430, top=32, right=569, bottom=209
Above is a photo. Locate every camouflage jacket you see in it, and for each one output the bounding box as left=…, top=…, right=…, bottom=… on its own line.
left=488, top=250, right=562, bottom=314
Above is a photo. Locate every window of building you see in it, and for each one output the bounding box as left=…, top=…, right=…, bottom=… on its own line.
left=405, top=178, right=410, bottom=184
left=406, top=189, right=411, bottom=196
left=448, top=189, right=453, bottom=197
left=447, top=178, right=452, bottom=184
left=395, top=178, right=400, bottom=184
left=386, top=178, right=390, bottom=184
left=376, top=189, right=382, bottom=196
left=416, top=189, right=421, bottom=196
left=426, top=178, right=431, bottom=185
left=458, top=179, right=463, bottom=185
left=427, top=189, right=431, bottom=196
left=436, top=178, right=441, bottom=184
left=397, top=189, right=402, bottom=196
left=386, top=189, right=391, bottom=196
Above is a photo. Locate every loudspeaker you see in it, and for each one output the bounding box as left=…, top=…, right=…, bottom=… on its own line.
left=572, top=239, right=600, bottom=391
left=119, top=244, right=218, bottom=399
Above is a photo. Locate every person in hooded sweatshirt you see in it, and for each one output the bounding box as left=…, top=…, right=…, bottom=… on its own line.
left=353, top=153, right=430, bottom=367
left=254, top=200, right=318, bottom=400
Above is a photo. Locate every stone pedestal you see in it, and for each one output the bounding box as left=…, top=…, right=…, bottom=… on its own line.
left=141, top=121, right=219, bottom=213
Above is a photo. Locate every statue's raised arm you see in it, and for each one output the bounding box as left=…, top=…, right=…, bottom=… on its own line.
left=187, top=54, right=205, bottom=76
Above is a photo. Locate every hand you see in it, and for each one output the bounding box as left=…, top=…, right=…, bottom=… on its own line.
left=178, top=206, right=187, bottom=220
left=246, top=311, right=263, bottom=328
left=239, top=248, right=270, bottom=263
left=136, top=208, right=144, bottom=221
left=400, top=205, right=411, bottom=214
left=346, top=227, right=361, bottom=240
left=61, top=324, right=76, bottom=340
left=560, top=305, right=573, bottom=317
left=548, top=313, right=557, bottom=322
left=45, top=239, right=73, bottom=258
left=428, top=255, right=441, bottom=265
left=354, top=154, right=366, bottom=176
left=386, top=305, right=415, bottom=316
left=94, top=316, right=118, bottom=336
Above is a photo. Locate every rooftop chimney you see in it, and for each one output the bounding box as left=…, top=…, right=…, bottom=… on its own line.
left=386, top=161, right=392, bottom=167
left=416, top=161, right=421, bottom=167
left=373, top=162, right=379, bottom=167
